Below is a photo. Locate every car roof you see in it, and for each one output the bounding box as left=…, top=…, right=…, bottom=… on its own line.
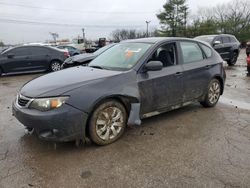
left=196, top=34, right=235, bottom=38
left=121, top=37, right=201, bottom=44
left=3, top=45, right=62, bottom=53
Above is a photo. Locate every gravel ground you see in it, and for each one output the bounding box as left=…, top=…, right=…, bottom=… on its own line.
left=0, top=50, right=249, bottom=188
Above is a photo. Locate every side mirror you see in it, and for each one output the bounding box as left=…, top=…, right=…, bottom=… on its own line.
left=145, top=61, right=163, bottom=71
left=7, top=53, right=14, bottom=58
left=213, top=41, right=221, bottom=46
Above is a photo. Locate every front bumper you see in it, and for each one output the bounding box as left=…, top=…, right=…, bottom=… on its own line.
left=12, top=101, right=89, bottom=142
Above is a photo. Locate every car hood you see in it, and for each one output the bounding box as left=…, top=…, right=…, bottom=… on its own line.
left=20, top=67, right=123, bottom=98
left=65, top=53, right=96, bottom=64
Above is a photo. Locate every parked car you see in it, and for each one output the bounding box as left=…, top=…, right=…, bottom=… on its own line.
left=246, top=41, right=250, bottom=57
left=62, top=43, right=116, bottom=69
left=13, top=37, right=226, bottom=145
left=195, top=34, right=240, bottom=66
left=0, top=45, right=69, bottom=76
left=85, top=46, right=98, bottom=53
left=57, top=45, right=81, bottom=56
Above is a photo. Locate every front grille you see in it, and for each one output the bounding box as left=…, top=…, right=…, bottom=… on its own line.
left=17, top=95, right=30, bottom=107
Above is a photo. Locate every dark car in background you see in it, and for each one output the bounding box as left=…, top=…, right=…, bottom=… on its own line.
left=57, top=45, right=81, bottom=56
left=62, top=43, right=116, bottom=69
left=195, top=34, right=240, bottom=66
left=0, top=45, right=69, bottom=76
left=13, top=37, right=225, bottom=145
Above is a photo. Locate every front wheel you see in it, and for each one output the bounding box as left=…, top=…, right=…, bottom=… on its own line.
left=200, top=79, right=221, bottom=108
left=50, top=60, right=62, bottom=72
left=88, top=100, right=127, bottom=146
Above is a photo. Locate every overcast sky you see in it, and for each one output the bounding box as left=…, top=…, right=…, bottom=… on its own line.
left=0, top=0, right=232, bottom=44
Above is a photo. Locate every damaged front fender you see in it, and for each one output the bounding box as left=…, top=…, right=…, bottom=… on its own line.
left=127, top=103, right=141, bottom=126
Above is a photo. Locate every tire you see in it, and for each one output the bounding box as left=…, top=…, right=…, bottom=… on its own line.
left=0, top=68, right=2, bottom=76
left=227, top=51, right=238, bottom=66
left=248, top=66, right=250, bottom=74
left=200, top=79, right=221, bottom=108
left=88, top=100, right=127, bottom=146
left=50, top=60, right=62, bottom=72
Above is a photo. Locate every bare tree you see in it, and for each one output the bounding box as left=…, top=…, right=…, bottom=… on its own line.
left=49, top=32, right=59, bottom=44
left=111, top=29, right=157, bottom=42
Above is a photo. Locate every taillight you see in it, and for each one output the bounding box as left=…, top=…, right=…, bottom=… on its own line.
left=247, top=57, right=250, bottom=65
left=64, top=51, right=70, bottom=57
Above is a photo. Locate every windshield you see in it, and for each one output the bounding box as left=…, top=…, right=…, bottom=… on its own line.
left=93, top=44, right=116, bottom=56
left=195, top=36, right=216, bottom=43
left=89, top=43, right=152, bottom=71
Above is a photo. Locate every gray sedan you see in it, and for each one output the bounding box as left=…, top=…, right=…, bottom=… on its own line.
left=12, top=37, right=226, bottom=145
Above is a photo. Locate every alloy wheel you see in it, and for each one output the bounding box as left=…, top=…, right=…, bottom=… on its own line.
left=51, top=61, right=61, bottom=72
left=208, top=81, right=221, bottom=104
left=95, top=107, right=124, bottom=141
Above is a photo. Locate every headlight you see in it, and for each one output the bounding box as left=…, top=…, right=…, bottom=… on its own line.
left=29, top=96, right=69, bottom=111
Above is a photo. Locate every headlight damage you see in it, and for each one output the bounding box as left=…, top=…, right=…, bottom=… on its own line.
left=29, top=97, right=69, bottom=111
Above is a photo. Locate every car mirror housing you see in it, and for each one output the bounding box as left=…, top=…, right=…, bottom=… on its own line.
left=213, top=41, right=221, bottom=46
left=145, top=61, right=163, bottom=72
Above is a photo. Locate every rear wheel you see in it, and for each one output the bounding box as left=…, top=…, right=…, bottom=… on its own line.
left=248, top=66, right=250, bottom=74
left=0, top=68, right=2, bottom=76
left=50, top=60, right=62, bottom=72
left=88, top=100, right=127, bottom=145
left=227, top=51, right=238, bottom=66
left=201, top=79, right=221, bottom=108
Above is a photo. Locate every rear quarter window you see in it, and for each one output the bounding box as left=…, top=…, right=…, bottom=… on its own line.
left=200, top=43, right=213, bottom=58
left=230, top=37, right=237, bottom=43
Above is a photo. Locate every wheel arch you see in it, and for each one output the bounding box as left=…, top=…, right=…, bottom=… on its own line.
left=213, top=75, right=224, bottom=95
left=85, top=94, right=139, bottom=137
left=50, top=59, right=63, bottom=64
left=232, top=48, right=239, bottom=55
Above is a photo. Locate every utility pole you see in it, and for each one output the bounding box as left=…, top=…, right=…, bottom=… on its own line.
left=145, top=21, right=151, bottom=37
left=82, top=28, right=85, bottom=43
left=183, top=7, right=188, bottom=37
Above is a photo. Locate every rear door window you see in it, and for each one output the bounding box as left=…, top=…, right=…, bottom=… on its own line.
left=180, top=42, right=204, bottom=64
left=31, top=47, right=49, bottom=55
left=222, top=37, right=230, bottom=44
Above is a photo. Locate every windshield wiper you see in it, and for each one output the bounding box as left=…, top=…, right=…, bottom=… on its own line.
left=89, top=65, right=104, bottom=69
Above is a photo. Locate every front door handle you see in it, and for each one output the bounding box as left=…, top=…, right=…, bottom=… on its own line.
left=175, top=72, right=183, bottom=76
left=205, top=65, right=212, bottom=69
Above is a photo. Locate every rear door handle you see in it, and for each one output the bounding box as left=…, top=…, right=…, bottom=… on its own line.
left=205, top=65, right=212, bottom=69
